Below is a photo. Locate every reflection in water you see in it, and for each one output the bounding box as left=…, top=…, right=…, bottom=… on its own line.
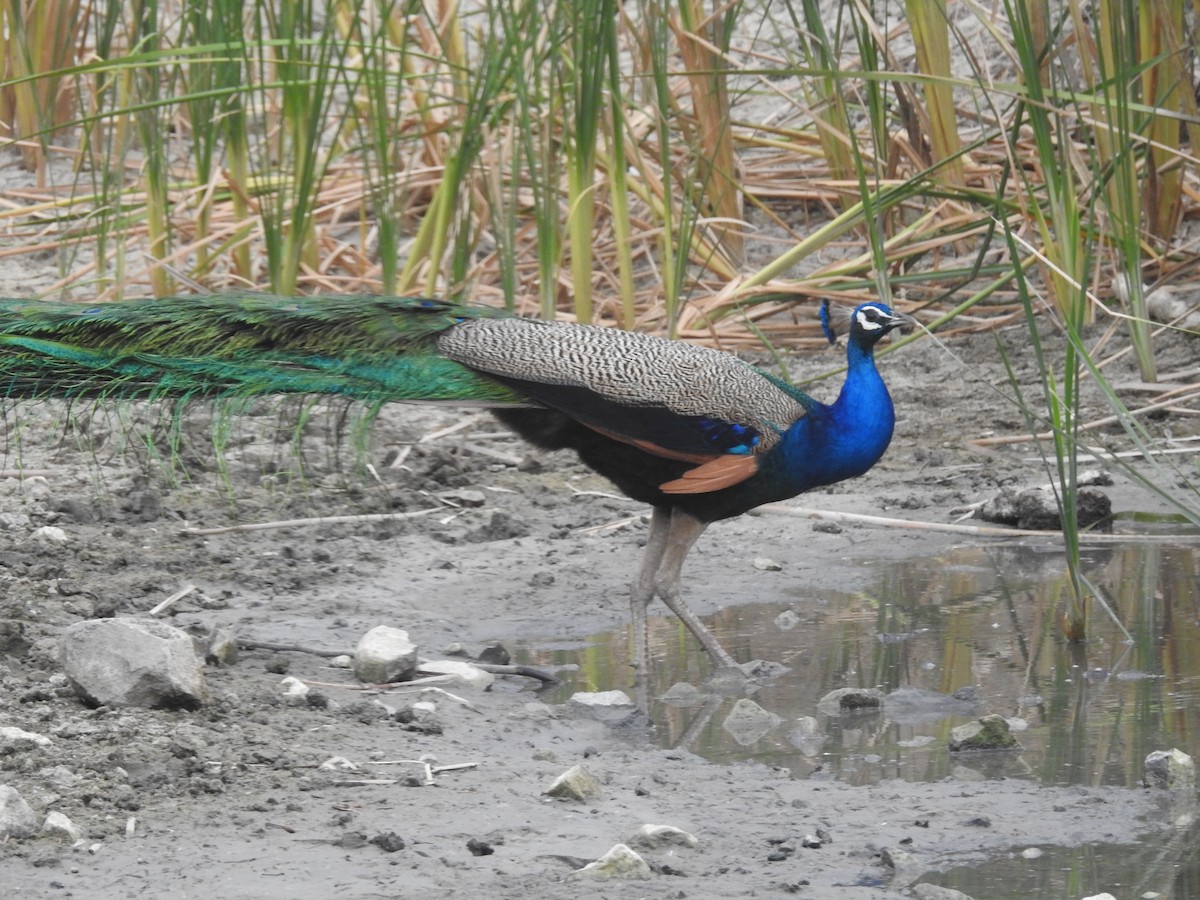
left=519, top=534, right=1200, bottom=898
left=524, top=538, right=1200, bottom=789
left=932, top=822, right=1200, bottom=899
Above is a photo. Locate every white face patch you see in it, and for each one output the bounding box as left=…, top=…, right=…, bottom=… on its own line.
left=856, top=309, right=885, bottom=331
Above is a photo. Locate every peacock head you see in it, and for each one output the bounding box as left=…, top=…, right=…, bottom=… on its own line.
left=820, top=300, right=911, bottom=348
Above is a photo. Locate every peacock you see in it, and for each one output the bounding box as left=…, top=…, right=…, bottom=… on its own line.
left=0, top=293, right=910, bottom=670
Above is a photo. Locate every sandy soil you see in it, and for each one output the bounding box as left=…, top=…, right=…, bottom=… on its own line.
left=0, top=317, right=1195, bottom=900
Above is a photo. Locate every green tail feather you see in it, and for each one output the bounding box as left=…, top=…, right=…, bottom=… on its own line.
left=0, top=294, right=524, bottom=406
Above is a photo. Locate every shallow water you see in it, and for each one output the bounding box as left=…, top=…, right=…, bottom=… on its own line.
left=929, top=832, right=1200, bottom=900
left=527, top=529, right=1200, bottom=789
left=522, top=528, right=1200, bottom=896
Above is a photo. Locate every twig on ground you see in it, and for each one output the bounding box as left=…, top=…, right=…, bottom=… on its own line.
left=969, top=389, right=1200, bottom=448
left=471, top=663, right=560, bottom=685
left=148, top=584, right=197, bottom=617
left=239, top=639, right=351, bottom=658
left=180, top=507, right=445, bottom=536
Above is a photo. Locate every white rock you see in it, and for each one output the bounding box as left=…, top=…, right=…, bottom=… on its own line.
left=0, top=726, right=53, bottom=752
left=42, top=811, right=82, bottom=842
left=353, top=626, right=418, bottom=684
left=722, top=698, right=782, bottom=746
left=0, top=511, right=31, bottom=530
left=33, top=525, right=68, bottom=546
left=1081, top=894, right=1118, bottom=900
left=753, top=557, right=783, bottom=571
left=628, top=823, right=699, bottom=850
left=568, top=843, right=651, bottom=881
left=1145, top=748, right=1196, bottom=789
left=786, top=716, right=826, bottom=757
left=419, top=659, right=495, bottom=689
left=544, top=764, right=601, bottom=802
left=60, top=618, right=206, bottom=709
left=570, top=690, right=634, bottom=708
left=328, top=655, right=352, bottom=669
left=279, top=676, right=310, bottom=700
left=774, top=609, right=801, bottom=630
left=0, top=785, right=38, bottom=839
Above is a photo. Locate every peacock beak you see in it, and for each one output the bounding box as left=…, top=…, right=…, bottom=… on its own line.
left=884, top=310, right=916, bottom=333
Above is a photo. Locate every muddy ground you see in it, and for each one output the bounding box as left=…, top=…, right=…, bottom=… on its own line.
left=0, top=318, right=1196, bottom=900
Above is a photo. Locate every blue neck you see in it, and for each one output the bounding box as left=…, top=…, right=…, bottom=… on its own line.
left=822, top=339, right=895, bottom=480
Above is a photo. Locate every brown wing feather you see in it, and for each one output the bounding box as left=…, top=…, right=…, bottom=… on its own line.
left=659, top=455, right=760, bottom=494
left=584, top=422, right=760, bottom=494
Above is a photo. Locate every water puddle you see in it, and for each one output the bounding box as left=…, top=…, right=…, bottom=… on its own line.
left=522, top=528, right=1200, bottom=789
left=517, top=527, right=1200, bottom=896
left=927, top=833, right=1200, bottom=898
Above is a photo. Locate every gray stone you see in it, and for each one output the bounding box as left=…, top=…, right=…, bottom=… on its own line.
left=0, top=785, right=37, bottom=839
left=41, top=811, right=83, bottom=842
left=279, top=676, right=310, bottom=702
left=544, top=764, right=601, bottom=802
left=353, top=626, right=418, bottom=684
left=977, top=485, right=1111, bottom=530
left=722, top=698, right=782, bottom=746
left=786, top=716, right=826, bottom=756
left=949, top=715, right=1019, bottom=751
left=567, top=843, right=651, bottom=880
left=817, top=687, right=884, bottom=714
left=1144, top=748, right=1196, bottom=789
left=0, top=726, right=53, bottom=754
left=627, top=823, right=699, bottom=850
left=33, top=525, right=68, bottom=546
left=205, top=627, right=239, bottom=666
left=774, top=609, right=801, bottom=630
left=739, top=659, right=790, bottom=679
left=419, top=659, right=495, bottom=689
left=60, top=618, right=206, bottom=710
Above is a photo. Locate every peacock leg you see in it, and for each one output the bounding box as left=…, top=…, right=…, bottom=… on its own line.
left=630, top=506, right=672, bottom=678
left=652, top=509, right=738, bottom=668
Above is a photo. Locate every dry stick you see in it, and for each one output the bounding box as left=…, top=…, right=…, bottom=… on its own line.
left=298, top=678, right=483, bottom=713
left=148, top=584, right=197, bottom=617
left=969, top=386, right=1200, bottom=448
left=1025, top=446, right=1200, bottom=464
left=754, top=504, right=1200, bottom=543
left=239, top=639, right=349, bottom=658
left=180, top=506, right=449, bottom=536
left=0, top=469, right=58, bottom=478
left=469, top=663, right=560, bottom=685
